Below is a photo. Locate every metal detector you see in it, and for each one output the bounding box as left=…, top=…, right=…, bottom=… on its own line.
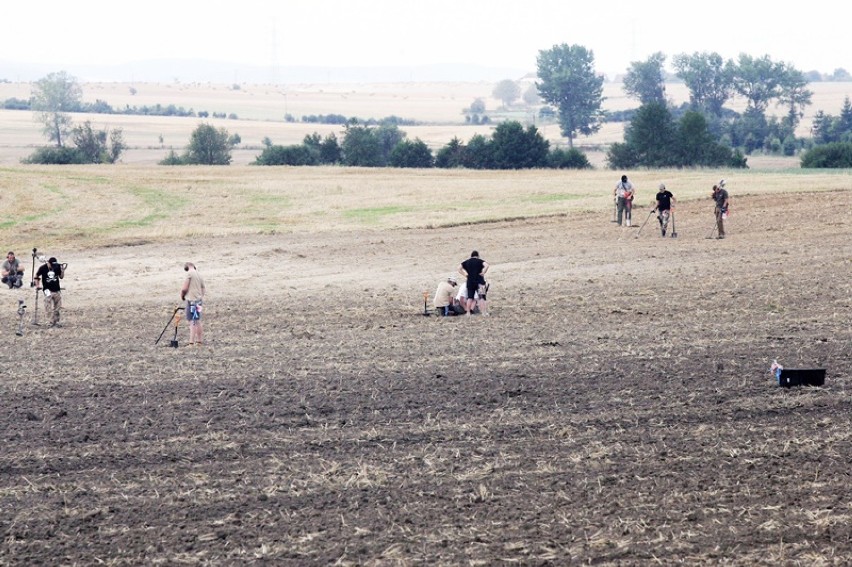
left=155, top=306, right=184, bottom=346
left=705, top=212, right=719, bottom=239
left=635, top=209, right=656, bottom=238
left=15, top=299, right=26, bottom=336
left=611, top=199, right=618, bottom=223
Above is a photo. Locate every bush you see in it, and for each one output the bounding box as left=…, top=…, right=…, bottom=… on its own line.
left=800, top=142, right=852, bottom=167
left=254, top=144, right=318, bottom=166
left=547, top=147, right=592, bottom=169
left=22, top=146, right=86, bottom=164
left=389, top=139, right=433, bottom=168
left=159, top=150, right=186, bottom=165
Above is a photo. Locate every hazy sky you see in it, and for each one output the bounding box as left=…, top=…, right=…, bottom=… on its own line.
left=2, top=0, right=848, bottom=78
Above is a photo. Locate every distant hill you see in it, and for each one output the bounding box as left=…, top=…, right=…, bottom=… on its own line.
left=0, top=59, right=531, bottom=84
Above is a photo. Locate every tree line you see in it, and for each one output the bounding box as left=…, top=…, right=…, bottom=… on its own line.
left=17, top=58, right=852, bottom=168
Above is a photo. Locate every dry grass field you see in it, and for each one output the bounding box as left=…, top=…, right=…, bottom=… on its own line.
left=0, top=160, right=850, bottom=564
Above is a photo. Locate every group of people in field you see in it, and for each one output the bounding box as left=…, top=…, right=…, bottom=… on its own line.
left=613, top=174, right=730, bottom=238
left=431, top=175, right=732, bottom=318
left=432, top=251, right=490, bottom=317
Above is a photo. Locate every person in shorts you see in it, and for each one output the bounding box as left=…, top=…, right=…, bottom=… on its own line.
left=458, top=250, right=489, bottom=316
left=713, top=180, right=730, bottom=239
left=180, top=262, right=206, bottom=345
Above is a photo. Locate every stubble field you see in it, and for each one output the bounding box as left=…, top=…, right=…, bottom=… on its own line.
left=0, top=160, right=850, bottom=564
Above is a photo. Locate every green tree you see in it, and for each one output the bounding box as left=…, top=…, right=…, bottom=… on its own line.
left=374, top=123, right=406, bottom=165
left=185, top=123, right=233, bottom=165
left=801, top=142, right=852, bottom=167
left=341, top=124, right=383, bottom=167
left=435, top=137, right=465, bottom=168
left=462, top=134, right=494, bottom=169
left=31, top=71, right=82, bottom=147
left=732, top=54, right=787, bottom=113
left=536, top=44, right=604, bottom=147
left=389, top=139, right=433, bottom=168
left=672, top=52, right=734, bottom=116
left=489, top=121, right=549, bottom=169
left=623, top=52, right=667, bottom=105
left=777, top=65, right=812, bottom=132
left=71, top=121, right=125, bottom=163
left=493, top=79, right=521, bottom=107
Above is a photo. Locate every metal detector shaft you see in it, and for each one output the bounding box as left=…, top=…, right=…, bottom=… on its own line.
left=32, top=287, right=40, bottom=326
left=635, top=209, right=656, bottom=238
left=155, top=307, right=184, bottom=345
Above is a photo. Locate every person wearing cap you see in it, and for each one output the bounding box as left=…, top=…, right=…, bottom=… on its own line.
left=34, top=256, right=65, bottom=327
left=613, top=174, right=635, bottom=226
left=654, top=183, right=676, bottom=237
left=433, top=274, right=460, bottom=316
left=458, top=250, right=489, bottom=316
left=180, top=262, right=206, bottom=345
left=713, top=180, right=730, bottom=239
left=2, top=251, right=24, bottom=289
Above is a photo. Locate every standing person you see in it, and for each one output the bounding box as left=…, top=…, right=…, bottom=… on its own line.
left=655, top=183, right=676, bottom=237
left=180, top=262, right=206, bottom=345
left=458, top=251, right=489, bottom=316
left=2, top=251, right=24, bottom=289
left=713, top=180, right=730, bottom=239
left=34, top=256, right=64, bottom=327
left=433, top=274, right=459, bottom=316
left=614, top=174, right=635, bottom=226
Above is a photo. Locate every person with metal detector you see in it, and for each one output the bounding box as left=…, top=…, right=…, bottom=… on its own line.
left=34, top=256, right=65, bottom=328
left=654, top=184, right=676, bottom=237
left=2, top=251, right=24, bottom=289
left=613, top=174, right=635, bottom=227
left=180, top=262, right=206, bottom=346
left=713, top=180, right=730, bottom=239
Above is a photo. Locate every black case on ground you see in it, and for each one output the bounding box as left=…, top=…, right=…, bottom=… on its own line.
left=778, top=368, right=826, bottom=387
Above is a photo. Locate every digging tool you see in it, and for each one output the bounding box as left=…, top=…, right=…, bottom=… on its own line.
left=422, top=291, right=431, bottom=316
left=670, top=210, right=678, bottom=238
left=15, top=299, right=26, bottom=336
left=635, top=209, right=656, bottom=238
left=155, top=306, right=184, bottom=345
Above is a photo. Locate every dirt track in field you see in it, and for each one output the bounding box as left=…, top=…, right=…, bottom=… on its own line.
left=1, top=190, right=850, bottom=565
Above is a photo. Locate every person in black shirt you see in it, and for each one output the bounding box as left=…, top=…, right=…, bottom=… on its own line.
left=654, top=184, right=676, bottom=237
left=34, top=256, right=65, bottom=327
left=458, top=250, right=489, bottom=316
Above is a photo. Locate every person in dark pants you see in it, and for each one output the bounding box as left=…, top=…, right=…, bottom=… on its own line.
left=713, top=180, right=730, bottom=239
left=458, top=250, right=489, bottom=316
left=655, top=183, right=676, bottom=237
left=34, top=256, right=65, bottom=327
left=613, top=174, right=635, bottom=226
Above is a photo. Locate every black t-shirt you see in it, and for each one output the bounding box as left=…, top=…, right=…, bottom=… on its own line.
left=461, top=257, right=485, bottom=280
left=36, top=262, right=62, bottom=293
left=656, top=190, right=673, bottom=211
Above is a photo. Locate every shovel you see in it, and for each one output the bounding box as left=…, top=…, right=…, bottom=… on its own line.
left=670, top=210, right=678, bottom=238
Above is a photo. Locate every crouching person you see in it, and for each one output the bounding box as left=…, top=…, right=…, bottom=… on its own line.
left=2, top=251, right=24, bottom=289
left=433, top=274, right=461, bottom=316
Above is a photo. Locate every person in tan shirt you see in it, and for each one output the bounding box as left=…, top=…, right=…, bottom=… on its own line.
left=180, top=262, right=206, bottom=345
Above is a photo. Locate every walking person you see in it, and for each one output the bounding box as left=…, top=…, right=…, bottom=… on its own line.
left=614, top=174, right=635, bottom=226
left=180, top=262, right=206, bottom=345
left=34, top=256, right=65, bottom=327
left=458, top=251, right=489, bottom=316
left=655, top=183, right=676, bottom=237
left=2, top=251, right=24, bottom=289
left=713, top=180, right=730, bottom=239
